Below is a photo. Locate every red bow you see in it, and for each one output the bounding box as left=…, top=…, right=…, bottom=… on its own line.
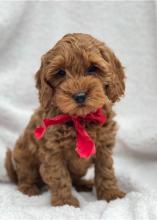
left=34, top=108, right=107, bottom=158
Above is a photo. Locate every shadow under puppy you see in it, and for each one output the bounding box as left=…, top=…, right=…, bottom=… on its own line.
left=5, top=33, right=125, bottom=207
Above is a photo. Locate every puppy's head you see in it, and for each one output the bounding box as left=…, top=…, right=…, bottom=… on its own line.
left=36, top=33, right=125, bottom=116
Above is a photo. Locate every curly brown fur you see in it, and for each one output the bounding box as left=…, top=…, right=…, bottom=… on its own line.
left=5, top=149, right=17, bottom=183
left=5, top=33, right=125, bottom=207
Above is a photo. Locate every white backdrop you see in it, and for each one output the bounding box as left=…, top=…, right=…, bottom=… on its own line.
left=0, top=2, right=157, bottom=220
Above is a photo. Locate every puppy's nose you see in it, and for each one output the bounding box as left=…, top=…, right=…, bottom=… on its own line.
left=73, top=92, right=86, bottom=104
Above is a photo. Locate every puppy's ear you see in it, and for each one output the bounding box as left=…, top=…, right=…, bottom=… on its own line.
left=35, top=56, right=53, bottom=111
left=100, top=45, right=125, bottom=103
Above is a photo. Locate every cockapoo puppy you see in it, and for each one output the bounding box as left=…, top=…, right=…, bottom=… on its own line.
left=5, top=33, right=125, bottom=207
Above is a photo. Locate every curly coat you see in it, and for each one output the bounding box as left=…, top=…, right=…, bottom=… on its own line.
left=5, top=33, right=125, bottom=207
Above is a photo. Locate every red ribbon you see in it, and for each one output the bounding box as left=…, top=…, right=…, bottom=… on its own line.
left=34, top=108, right=107, bottom=158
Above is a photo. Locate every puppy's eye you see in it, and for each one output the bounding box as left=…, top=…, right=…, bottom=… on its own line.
left=56, top=69, right=66, bottom=77
left=86, top=64, right=99, bottom=75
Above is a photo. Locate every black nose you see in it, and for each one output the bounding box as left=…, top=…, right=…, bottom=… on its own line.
left=73, top=92, right=86, bottom=104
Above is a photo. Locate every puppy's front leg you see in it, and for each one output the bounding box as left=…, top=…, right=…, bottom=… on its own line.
left=40, top=151, right=79, bottom=207
left=95, top=145, right=125, bottom=202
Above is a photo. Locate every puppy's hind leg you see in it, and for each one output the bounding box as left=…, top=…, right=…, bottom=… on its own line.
left=72, top=176, right=94, bottom=192
left=12, top=138, right=41, bottom=196
left=5, top=149, right=18, bottom=184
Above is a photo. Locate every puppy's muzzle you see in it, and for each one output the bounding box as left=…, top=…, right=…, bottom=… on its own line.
left=73, top=92, right=86, bottom=104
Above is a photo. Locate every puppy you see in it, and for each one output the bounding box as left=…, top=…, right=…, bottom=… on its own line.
left=5, top=33, right=125, bottom=207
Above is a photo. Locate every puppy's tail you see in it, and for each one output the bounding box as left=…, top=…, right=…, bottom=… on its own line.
left=5, top=149, right=17, bottom=184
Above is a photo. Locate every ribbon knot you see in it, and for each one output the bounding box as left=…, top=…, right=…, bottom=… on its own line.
left=34, top=108, right=107, bottom=158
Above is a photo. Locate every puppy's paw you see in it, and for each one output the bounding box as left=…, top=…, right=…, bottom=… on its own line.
left=18, top=184, right=40, bottom=196
left=74, top=179, right=94, bottom=192
left=51, top=196, right=80, bottom=207
left=97, top=189, right=125, bottom=202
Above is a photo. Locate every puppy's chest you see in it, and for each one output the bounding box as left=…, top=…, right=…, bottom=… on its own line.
left=45, top=122, right=100, bottom=149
